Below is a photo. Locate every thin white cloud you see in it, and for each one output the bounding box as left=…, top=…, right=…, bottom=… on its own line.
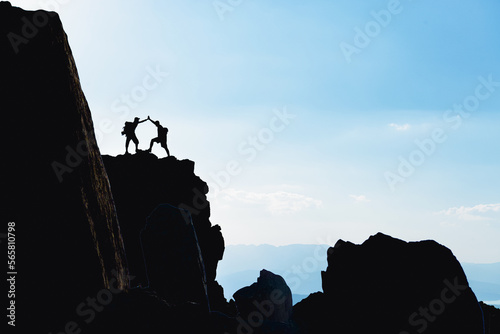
left=436, top=203, right=500, bottom=221
left=216, top=188, right=322, bottom=215
left=349, top=194, right=371, bottom=203
left=388, top=123, right=411, bottom=131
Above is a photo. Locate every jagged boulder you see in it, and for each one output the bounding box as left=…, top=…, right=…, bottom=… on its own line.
left=233, top=269, right=293, bottom=333
left=293, top=233, right=485, bottom=333
left=291, top=292, right=329, bottom=333
left=1, top=2, right=128, bottom=332
left=141, top=203, right=209, bottom=310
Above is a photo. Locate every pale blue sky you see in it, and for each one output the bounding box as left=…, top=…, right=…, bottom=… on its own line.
left=12, top=0, right=500, bottom=262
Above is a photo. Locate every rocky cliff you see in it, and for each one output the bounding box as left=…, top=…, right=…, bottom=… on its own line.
left=1, top=2, right=128, bottom=332
left=101, top=152, right=228, bottom=312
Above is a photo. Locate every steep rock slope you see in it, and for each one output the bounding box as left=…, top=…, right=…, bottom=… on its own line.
left=102, top=152, right=228, bottom=311
left=1, top=2, right=128, bottom=332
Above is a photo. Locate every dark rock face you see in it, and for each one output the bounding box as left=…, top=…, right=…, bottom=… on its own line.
left=291, top=292, right=329, bottom=333
left=293, top=233, right=485, bottom=333
left=83, top=285, right=228, bottom=334
left=141, top=203, right=209, bottom=309
left=233, top=269, right=293, bottom=333
left=480, top=302, right=500, bottom=333
left=1, top=2, right=129, bottom=332
left=102, top=152, right=228, bottom=311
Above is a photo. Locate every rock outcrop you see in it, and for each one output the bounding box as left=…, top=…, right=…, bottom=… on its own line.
left=480, top=301, right=500, bottom=333
left=293, top=233, right=485, bottom=333
left=233, top=269, right=293, bottom=334
left=1, top=2, right=128, bottom=332
left=141, top=203, right=209, bottom=309
left=102, top=152, right=228, bottom=311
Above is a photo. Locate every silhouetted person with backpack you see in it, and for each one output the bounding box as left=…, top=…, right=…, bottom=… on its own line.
left=122, top=117, right=147, bottom=154
left=147, top=116, right=170, bottom=156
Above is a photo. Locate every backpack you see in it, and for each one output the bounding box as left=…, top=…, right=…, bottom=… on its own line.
left=159, top=127, right=168, bottom=137
left=121, top=122, right=134, bottom=136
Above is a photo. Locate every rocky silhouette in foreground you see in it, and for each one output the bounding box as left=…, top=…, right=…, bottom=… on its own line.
left=480, top=301, right=500, bottom=333
left=2, top=3, right=128, bottom=332
left=102, top=152, right=228, bottom=313
left=141, top=204, right=210, bottom=310
left=293, top=233, right=485, bottom=333
left=233, top=270, right=293, bottom=333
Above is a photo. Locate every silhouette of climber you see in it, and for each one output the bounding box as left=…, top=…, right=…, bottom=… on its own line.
left=147, top=116, right=170, bottom=156
left=122, top=117, right=147, bottom=154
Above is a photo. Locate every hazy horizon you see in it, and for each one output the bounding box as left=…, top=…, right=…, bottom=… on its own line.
left=222, top=242, right=500, bottom=264
left=10, top=0, right=500, bottom=263
left=217, top=244, right=500, bottom=307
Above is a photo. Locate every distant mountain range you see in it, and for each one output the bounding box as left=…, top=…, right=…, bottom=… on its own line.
left=217, top=244, right=500, bottom=306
